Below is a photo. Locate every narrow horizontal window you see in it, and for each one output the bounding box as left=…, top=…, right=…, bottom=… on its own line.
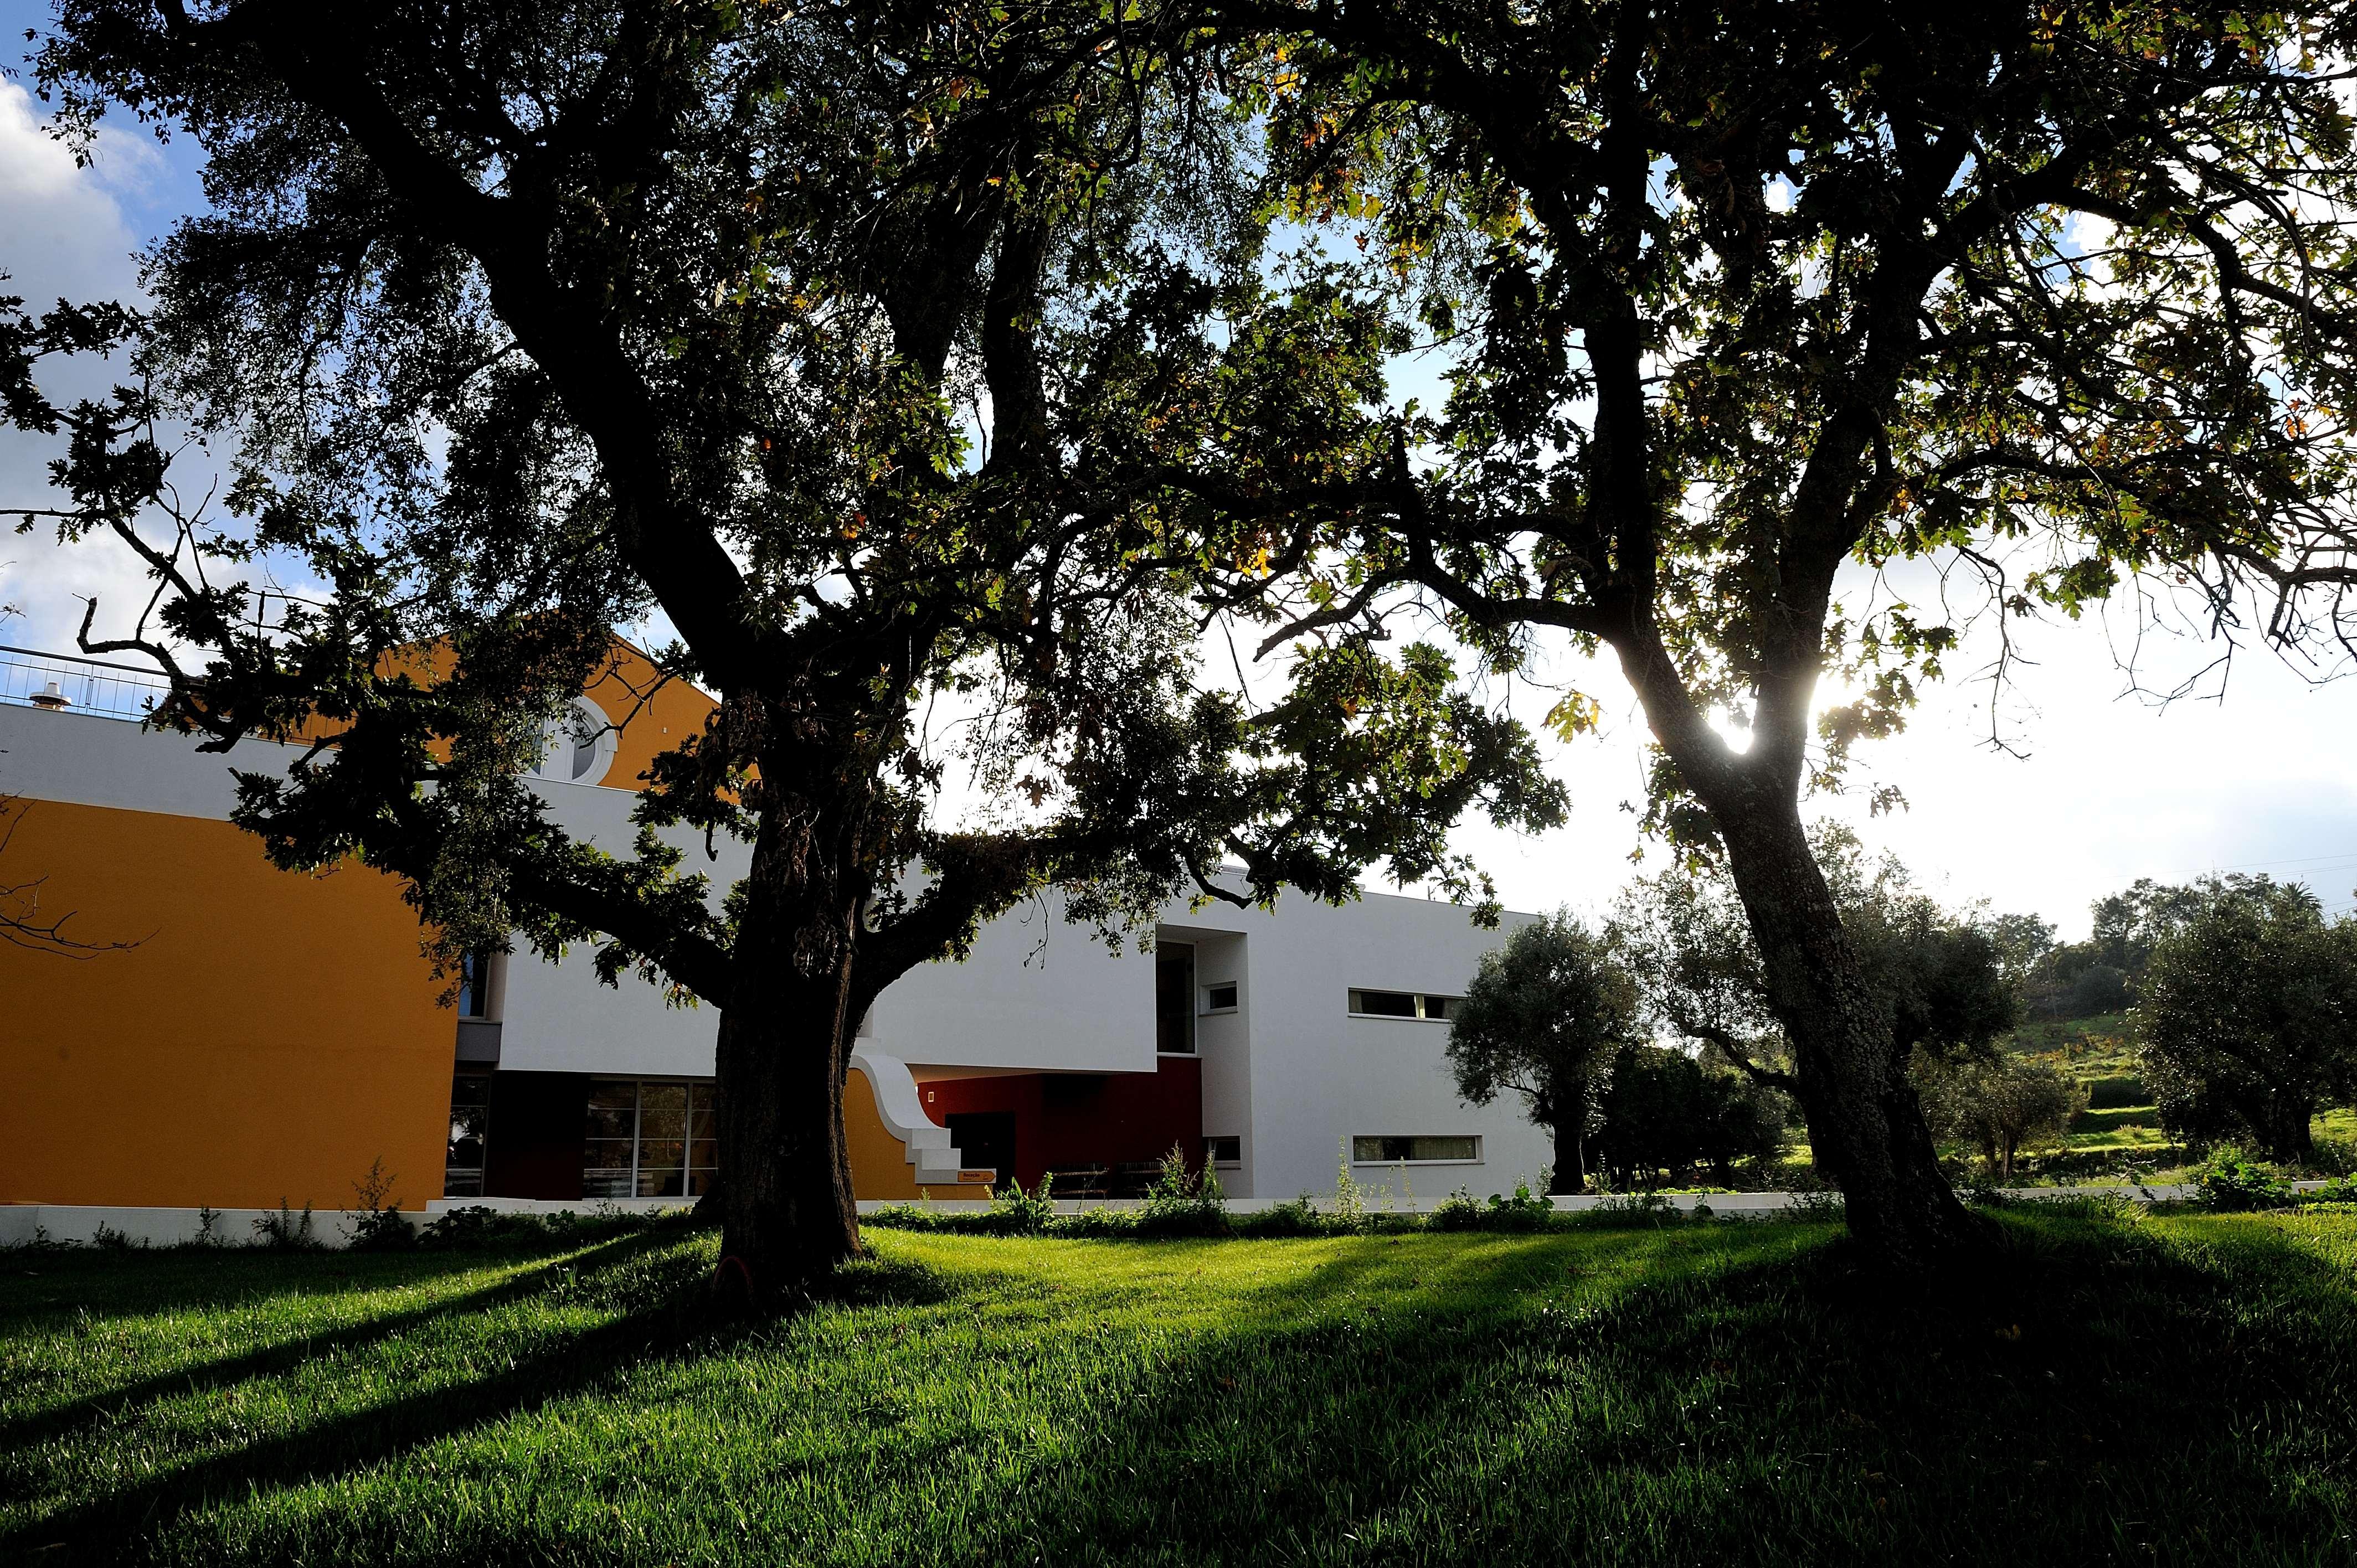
left=1202, top=982, right=1238, bottom=1013
left=1352, top=1135, right=1480, bottom=1164
left=1203, top=1135, right=1242, bottom=1165
left=1349, top=989, right=1461, bottom=1020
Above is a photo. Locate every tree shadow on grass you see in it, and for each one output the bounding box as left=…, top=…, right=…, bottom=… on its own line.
left=1, top=1237, right=958, bottom=1565
left=0, top=1241, right=535, bottom=1327
left=0, top=1227, right=691, bottom=1454
left=918, top=1214, right=2357, bottom=1568
left=14, top=1215, right=2357, bottom=1566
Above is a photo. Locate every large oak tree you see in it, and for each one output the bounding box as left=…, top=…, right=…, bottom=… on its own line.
left=1191, top=0, right=2357, bottom=1265
left=11, top=0, right=1561, bottom=1296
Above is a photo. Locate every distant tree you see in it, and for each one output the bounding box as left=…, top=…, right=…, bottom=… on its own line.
left=2135, top=883, right=2357, bottom=1162
left=1589, top=1043, right=1789, bottom=1190
left=1617, top=827, right=2018, bottom=1093
left=1983, top=912, right=2059, bottom=1002
left=1445, top=912, right=1638, bottom=1194
left=1917, top=1056, right=2086, bottom=1180
left=2020, top=874, right=2287, bottom=1022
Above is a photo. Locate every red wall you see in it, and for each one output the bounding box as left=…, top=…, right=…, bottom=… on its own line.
left=483, top=1071, right=590, bottom=1200
left=919, top=1058, right=1203, bottom=1191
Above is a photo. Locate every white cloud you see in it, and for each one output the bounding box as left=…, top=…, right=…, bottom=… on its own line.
left=0, top=80, right=167, bottom=655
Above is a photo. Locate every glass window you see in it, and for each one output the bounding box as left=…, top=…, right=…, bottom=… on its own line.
left=457, top=948, right=496, bottom=1020
left=1156, top=944, right=1197, bottom=1054
left=1203, top=1134, right=1241, bottom=1165
left=1351, top=1135, right=1480, bottom=1163
left=584, top=1079, right=721, bottom=1199
left=1202, top=982, right=1238, bottom=1014
left=1349, top=989, right=1460, bottom=1020
left=445, top=1074, right=490, bottom=1197
left=533, top=698, right=616, bottom=786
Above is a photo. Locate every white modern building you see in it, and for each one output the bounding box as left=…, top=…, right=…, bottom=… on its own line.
left=0, top=642, right=1550, bottom=1218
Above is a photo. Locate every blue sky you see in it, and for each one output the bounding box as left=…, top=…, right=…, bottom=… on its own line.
left=4, top=12, right=2354, bottom=940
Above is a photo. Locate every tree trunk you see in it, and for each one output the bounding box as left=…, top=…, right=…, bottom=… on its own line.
left=708, top=757, right=874, bottom=1306
left=712, top=974, right=860, bottom=1305
left=2265, top=1094, right=2315, bottom=1164
left=1714, top=805, right=1987, bottom=1268
left=1551, top=1116, right=1584, bottom=1195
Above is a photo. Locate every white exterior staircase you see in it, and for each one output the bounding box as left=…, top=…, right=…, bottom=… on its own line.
left=850, top=1049, right=990, bottom=1187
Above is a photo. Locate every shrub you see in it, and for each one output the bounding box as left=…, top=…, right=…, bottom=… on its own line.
left=987, top=1175, right=1057, bottom=1236
left=1138, top=1145, right=1229, bottom=1237
left=342, top=1158, right=417, bottom=1252
left=1481, top=1182, right=1557, bottom=1232
left=251, top=1201, right=319, bottom=1251
left=1423, top=1183, right=1560, bottom=1233
left=90, top=1221, right=138, bottom=1251
left=1054, top=1207, right=1139, bottom=1239
left=5, top=1224, right=70, bottom=1254
left=2302, top=1175, right=2357, bottom=1205
left=2083, top=1074, right=2149, bottom=1110
left=1428, top=1188, right=1486, bottom=1231
left=418, top=1204, right=690, bottom=1249
left=2194, top=1146, right=2293, bottom=1211
left=424, top=1198, right=539, bottom=1245
left=1234, top=1198, right=1325, bottom=1238
left=1326, top=1141, right=1366, bottom=1229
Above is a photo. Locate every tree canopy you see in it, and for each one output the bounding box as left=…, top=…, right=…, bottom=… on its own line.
left=1589, top=1043, right=1790, bottom=1190
left=1177, top=0, right=2357, bottom=1263
left=2135, top=879, right=2357, bottom=1160
left=1614, top=826, right=2018, bottom=1085
left=1444, top=911, right=1638, bottom=1193
left=9, top=0, right=1561, bottom=1291
left=1916, top=1055, right=2084, bottom=1179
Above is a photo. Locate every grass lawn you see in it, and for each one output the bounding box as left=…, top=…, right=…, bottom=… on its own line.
left=7, top=1210, right=2357, bottom=1565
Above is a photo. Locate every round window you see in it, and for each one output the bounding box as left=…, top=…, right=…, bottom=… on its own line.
left=532, top=697, right=619, bottom=786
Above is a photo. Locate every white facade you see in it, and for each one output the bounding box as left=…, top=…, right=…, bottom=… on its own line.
left=1150, top=898, right=1550, bottom=1199
left=2, top=695, right=1556, bottom=1197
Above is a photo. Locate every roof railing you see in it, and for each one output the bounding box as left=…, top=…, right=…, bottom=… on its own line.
left=0, top=644, right=174, bottom=723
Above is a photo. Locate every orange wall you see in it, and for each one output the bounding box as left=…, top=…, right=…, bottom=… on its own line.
left=0, top=798, right=455, bottom=1211
left=291, top=637, right=718, bottom=794
left=846, top=1065, right=988, bottom=1202
left=584, top=641, right=718, bottom=792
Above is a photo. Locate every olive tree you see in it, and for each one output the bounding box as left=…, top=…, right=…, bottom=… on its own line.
left=1616, top=828, right=2017, bottom=1084
left=1587, top=1043, right=1790, bottom=1189
left=2136, top=881, right=2357, bottom=1162
left=1917, top=1056, right=2084, bottom=1179
left=1444, top=911, right=1638, bottom=1193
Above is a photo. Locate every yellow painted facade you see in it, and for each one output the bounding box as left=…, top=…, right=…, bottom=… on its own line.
left=0, top=798, right=453, bottom=1211
left=1, top=641, right=956, bottom=1213
left=845, top=1065, right=993, bottom=1203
